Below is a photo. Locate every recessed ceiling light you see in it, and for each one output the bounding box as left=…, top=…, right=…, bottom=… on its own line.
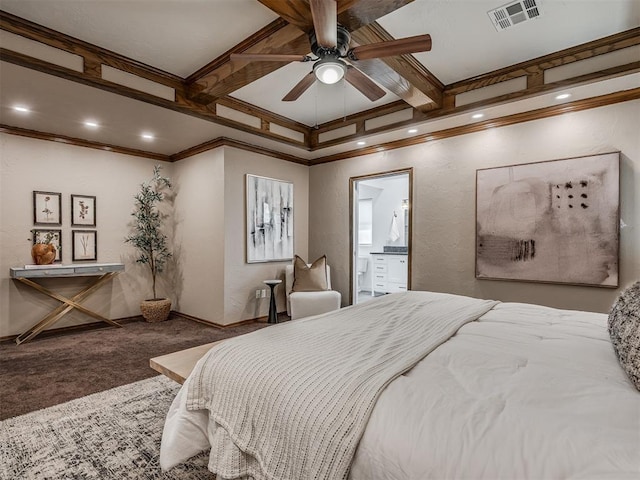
left=472, top=113, right=484, bottom=119
left=408, top=128, right=418, bottom=134
left=13, top=105, right=30, bottom=113
left=555, top=93, right=571, bottom=100
left=141, top=133, right=155, bottom=140
left=357, top=141, right=366, bottom=146
left=84, top=120, right=99, bottom=128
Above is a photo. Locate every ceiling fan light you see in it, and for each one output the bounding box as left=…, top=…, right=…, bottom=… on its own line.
left=314, top=59, right=346, bottom=85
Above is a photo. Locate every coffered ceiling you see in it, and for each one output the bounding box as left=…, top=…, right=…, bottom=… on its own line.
left=1, top=0, right=639, bottom=165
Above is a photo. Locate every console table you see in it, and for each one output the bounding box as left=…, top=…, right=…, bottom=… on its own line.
left=10, top=263, right=125, bottom=345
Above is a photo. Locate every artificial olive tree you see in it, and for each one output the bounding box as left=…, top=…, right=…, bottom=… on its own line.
left=125, top=165, right=172, bottom=300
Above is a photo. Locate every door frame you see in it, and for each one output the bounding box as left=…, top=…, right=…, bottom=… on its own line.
left=348, top=167, right=413, bottom=305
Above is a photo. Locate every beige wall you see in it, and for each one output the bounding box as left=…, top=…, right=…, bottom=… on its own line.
left=309, top=100, right=640, bottom=313
left=1, top=100, right=637, bottom=337
left=172, top=149, right=225, bottom=322
left=222, top=147, right=309, bottom=324
left=0, top=137, right=310, bottom=335
left=170, top=145, right=309, bottom=326
left=0, top=134, right=172, bottom=337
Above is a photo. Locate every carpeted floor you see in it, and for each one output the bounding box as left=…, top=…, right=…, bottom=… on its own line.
left=0, top=375, right=211, bottom=479
left=0, top=316, right=268, bottom=420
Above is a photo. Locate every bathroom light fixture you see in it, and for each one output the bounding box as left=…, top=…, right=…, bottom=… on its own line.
left=313, top=57, right=346, bottom=85
left=141, top=132, right=155, bottom=140
left=408, top=128, right=418, bottom=134
left=13, top=105, right=30, bottom=113
left=472, top=113, right=484, bottom=119
left=357, top=141, right=366, bottom=146
left=84, top=120, right=99, bottom=128
left=555, top=93, right=571, bottom=100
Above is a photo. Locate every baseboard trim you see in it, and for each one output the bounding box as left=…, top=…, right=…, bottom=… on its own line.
left=171, top=310, right=274, bottom=328
left=0, top=311, right=281, bottom=343
left=0, top=315, right=144, bottom=343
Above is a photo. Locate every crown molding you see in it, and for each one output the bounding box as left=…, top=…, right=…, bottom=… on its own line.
left=310, top=88, right=640, bottom=165
left=0, top=124, right=170, bottom=161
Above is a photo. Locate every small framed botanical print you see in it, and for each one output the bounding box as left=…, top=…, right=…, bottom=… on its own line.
left=33, top=191, right=62, bottom=226
left=71, top=194, right=96, bottom=227
left=32, top=229, right=62, bottom=262
left=72, top=230, right=97, bottom=261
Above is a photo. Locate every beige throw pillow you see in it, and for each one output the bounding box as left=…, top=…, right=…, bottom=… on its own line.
left=292, top=255, right=328, bottom=292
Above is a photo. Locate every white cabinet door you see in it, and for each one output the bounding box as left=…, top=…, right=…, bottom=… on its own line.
left=387, top=256, right=408, bottom=284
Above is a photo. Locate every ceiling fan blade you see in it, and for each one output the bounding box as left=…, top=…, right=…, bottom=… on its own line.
left=345, top=67, right=385, bottom=101
left=310, top=0, right=338, bottom=48
left=230, top=53, right=308, bottom=63
left=349, top=34, right=432, bottom=61
left=282, top=72, right=316, bottom=101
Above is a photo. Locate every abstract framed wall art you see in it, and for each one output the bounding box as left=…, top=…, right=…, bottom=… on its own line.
left=33, top=191, right=62, bottom=225
left=475, top=152, right=619, bottom=287
left=71, top=194, right=96, bottom=227
left=246, top=174, right=293, bottom=263
left=72, top=230, right=97, bottom=261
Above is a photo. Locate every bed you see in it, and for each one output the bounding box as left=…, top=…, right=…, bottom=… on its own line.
left=160, top=290, right=640, bottom=479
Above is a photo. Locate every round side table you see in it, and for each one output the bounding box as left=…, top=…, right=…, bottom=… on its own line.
left=263, top=279, right=282, bottom=324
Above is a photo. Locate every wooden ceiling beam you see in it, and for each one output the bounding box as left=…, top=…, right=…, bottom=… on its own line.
left=349, top=22, right=443, bottom=110
left=336, top=0, right=414, bottom=33
left=0, top=11, right=311, bottom=147
left=0, top=46, right=309, bottom=148
left=256, top=0, right=314, bottom=33
left=446, top=27, right=640, bottom=96
left=187, top=0, right=419, bottom=104
left=310, top=88, right=640, bottom=165
left=0, top=10, right=183, bottom=90
left=310, top=47, right=639, bottom=150
left=255, top=0, right=417, bottom=35
left=186, top=24, right=311, bottom=103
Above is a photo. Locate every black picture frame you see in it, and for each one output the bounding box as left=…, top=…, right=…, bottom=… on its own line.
left=33, top=191, right=62, bottom=226
left=32, top=229, right=62, bottom=263
left=72, top=230, right=97, bottom=262
left=71, top=194, right=97, bottom=227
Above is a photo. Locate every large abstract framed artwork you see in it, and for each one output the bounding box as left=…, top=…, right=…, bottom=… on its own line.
left=476, top=152, right=619, bottom=287
left=246, top=174, right=293, bottom=263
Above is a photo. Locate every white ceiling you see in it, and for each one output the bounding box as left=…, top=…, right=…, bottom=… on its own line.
left=0, top=0, right=638, bottom=158
left=0, top=0, right=278, bottom=77
left=379, top=0, right=640, bottom=85
left=230, top=61, right=401, bottom=126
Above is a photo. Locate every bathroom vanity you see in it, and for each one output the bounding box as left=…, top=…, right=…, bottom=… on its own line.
left=371, top=252, right=408, bottom=295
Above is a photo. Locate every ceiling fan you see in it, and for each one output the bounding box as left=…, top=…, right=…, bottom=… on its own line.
left=230, top=0, right=432, bottom=102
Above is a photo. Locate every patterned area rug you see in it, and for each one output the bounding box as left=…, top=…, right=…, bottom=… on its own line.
left=0, top=376, right=212, bottom=479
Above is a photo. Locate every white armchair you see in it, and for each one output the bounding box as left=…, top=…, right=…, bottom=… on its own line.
left=285, top=264, right=341, bottom=320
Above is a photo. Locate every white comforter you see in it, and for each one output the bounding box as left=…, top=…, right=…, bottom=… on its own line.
left=162, top=297, right=640, bottom=479
left=351, top=301, right=640, bottom=479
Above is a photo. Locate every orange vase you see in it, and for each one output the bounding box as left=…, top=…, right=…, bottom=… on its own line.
left=31, top=243, right=56, bottom=265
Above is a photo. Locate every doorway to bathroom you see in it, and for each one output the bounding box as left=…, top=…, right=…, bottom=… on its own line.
left=349, top=168, right=412, bottom=305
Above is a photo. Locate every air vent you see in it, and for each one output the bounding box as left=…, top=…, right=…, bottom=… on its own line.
left=488, top=0, right=541, bottom=31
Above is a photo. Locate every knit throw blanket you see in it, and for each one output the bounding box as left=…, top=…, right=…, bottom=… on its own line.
left=186, top=291, right=498, bottom=480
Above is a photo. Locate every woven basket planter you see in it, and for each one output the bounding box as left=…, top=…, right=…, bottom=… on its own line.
left=140, top=298, right=171, bottom=323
